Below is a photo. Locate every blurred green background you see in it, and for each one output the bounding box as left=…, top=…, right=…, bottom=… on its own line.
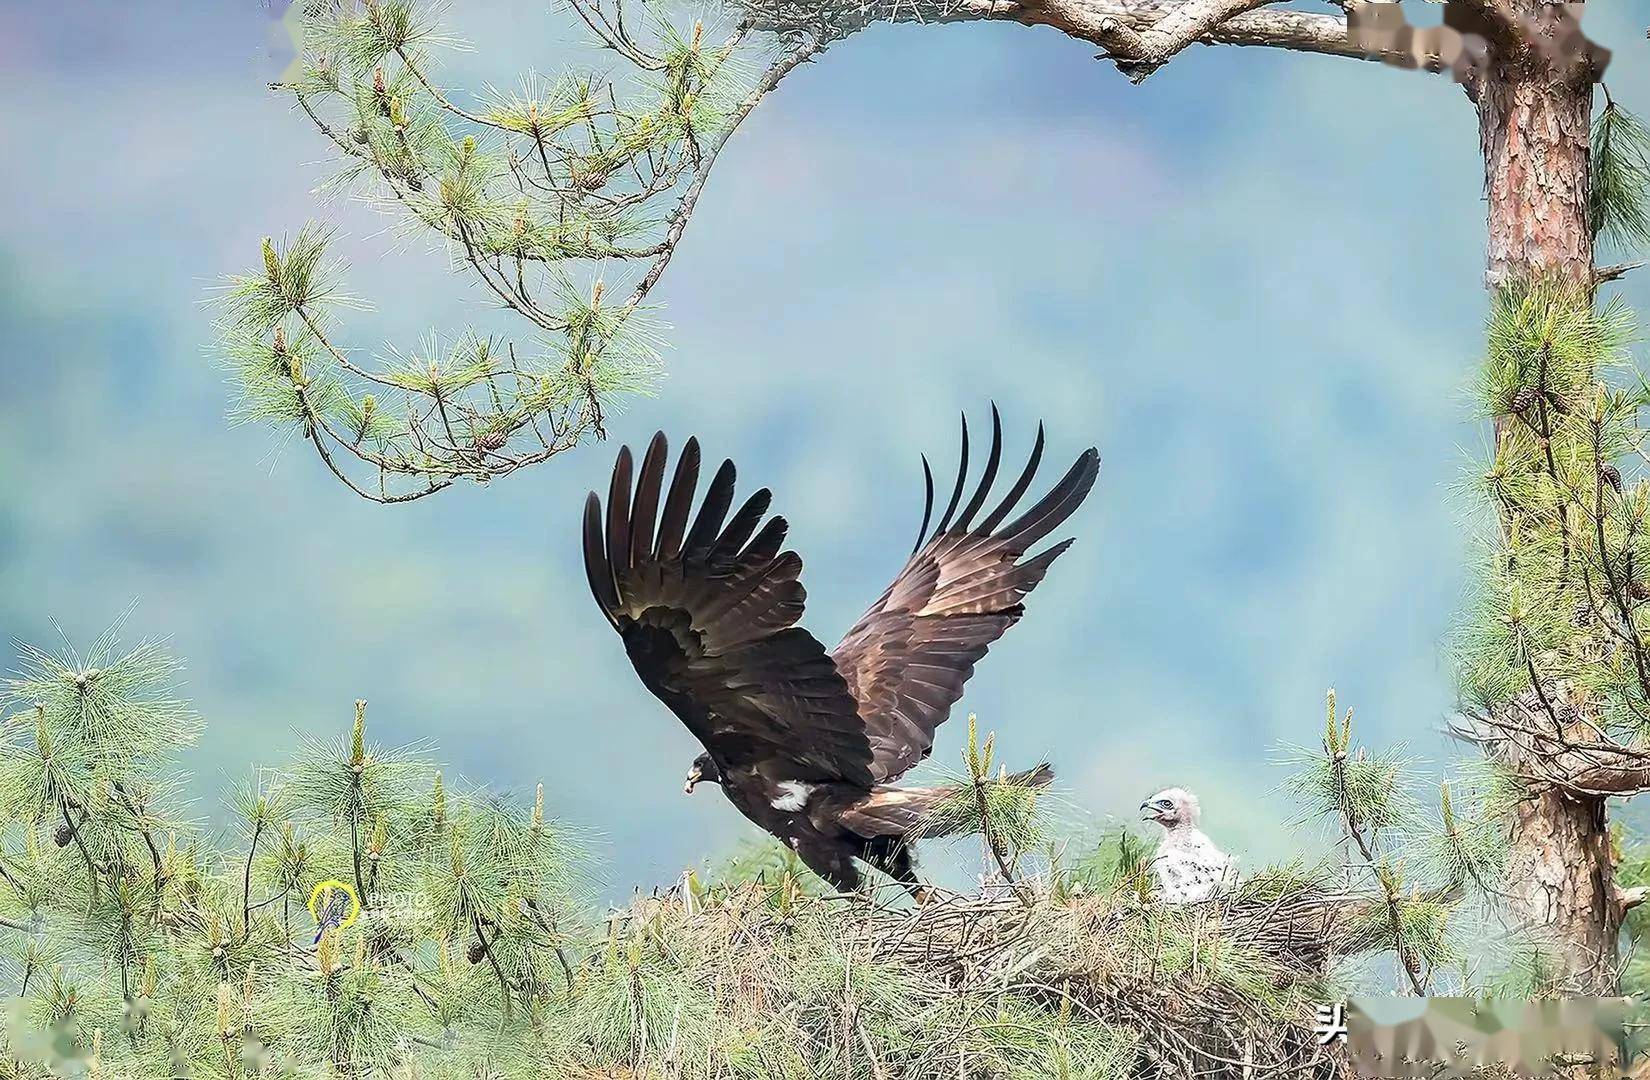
left=3, top=1, right=1648, bottom=894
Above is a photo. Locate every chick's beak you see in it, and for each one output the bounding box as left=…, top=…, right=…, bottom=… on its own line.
left=1139, top=801, right=1155, bottom=820
left=684, top=765, right=702, bottom=795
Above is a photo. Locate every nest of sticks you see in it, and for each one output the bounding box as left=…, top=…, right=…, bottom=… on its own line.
left=578, top=872, right=1404, bottom=1079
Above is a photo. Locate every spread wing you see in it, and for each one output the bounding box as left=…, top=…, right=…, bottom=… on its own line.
left=831, top=408, right=1100, bottom=783
left=584, top=432, right=876, bottom=787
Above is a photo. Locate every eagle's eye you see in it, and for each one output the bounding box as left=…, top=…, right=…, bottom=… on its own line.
left=1155, top=799, right=1174, bottom=809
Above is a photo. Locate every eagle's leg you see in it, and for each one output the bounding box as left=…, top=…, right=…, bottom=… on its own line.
left=794, top=838, right=862, bottom=894
left=863, top=837, right=927, bottom=901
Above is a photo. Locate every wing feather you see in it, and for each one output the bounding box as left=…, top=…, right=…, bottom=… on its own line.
left=933, top=413, right=969, bottom=535
left=605, top=445, right=634, bottom=602
left=684, top=458, right=737, bottom=559
left=955, top=403, right=1003, bottom=531
left=832, top=414, right=1099, bottom=782
left=712, top=489, right=773, bottom=562
left=998, top=452, right=1102, bottom=551
left=629, top=432, right=668, bottom=567
left=910, top=456, right=935, bottom=556
left=976, top=423, right=1045, bottom=535
left=739, top=515, right=790, bottom=566
left=583, top=436, right=874, bottom=787
left=583, top=492, right=620, bottom=624
left=656, top=437, right=700, bottom=559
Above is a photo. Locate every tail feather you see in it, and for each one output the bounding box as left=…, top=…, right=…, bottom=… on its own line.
left=1003, top=762, right=1055, bottom=789
left=840, top=763, right=1055, bottom=839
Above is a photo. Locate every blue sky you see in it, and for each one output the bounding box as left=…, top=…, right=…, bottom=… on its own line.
left=2, top=1, right=1648, bottom=893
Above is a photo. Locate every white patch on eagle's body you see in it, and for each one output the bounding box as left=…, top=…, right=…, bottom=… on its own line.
left=1142, top=787, right=1237, bottom=904
left=771, top=781, right=816, bottom=812
left=1153, top=830, right=1236, bottom=903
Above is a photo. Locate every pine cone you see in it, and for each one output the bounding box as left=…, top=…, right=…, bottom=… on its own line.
left=475, top=431, right=507, bottom=452
left=52, top=822, right=72, bottom=848
left=467, top=939, right=487, bottom=964
left=1602, top=463, right=1624, bottom=493
left=1508, top=385, right=1540, bottom=413
left=1630, top=580, right=1650, bottom=602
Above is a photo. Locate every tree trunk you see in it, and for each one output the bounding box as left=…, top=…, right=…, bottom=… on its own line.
left=1478, top=50, right=1594, bottom=288
left=1503, top=786, right=1619, bottom=992
left=1477, top=46, right=1609, bottom=990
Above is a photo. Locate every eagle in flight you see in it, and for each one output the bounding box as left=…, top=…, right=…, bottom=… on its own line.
left=582, top=409, right=1099, bottom=892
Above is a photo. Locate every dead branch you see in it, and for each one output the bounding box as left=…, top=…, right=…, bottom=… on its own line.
left=1597, top=261, right=1646, bottom=286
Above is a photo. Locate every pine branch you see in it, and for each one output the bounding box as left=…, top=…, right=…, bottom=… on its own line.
left=1320, top=700, right=1427, bottom=995
left=1592, top=101, right=1650, bottom=251
left=222, top=2, right=829, bottom=503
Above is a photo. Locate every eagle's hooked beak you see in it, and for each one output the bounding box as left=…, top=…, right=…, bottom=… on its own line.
left=684, top=763, right=703, bottom=795
left=1139, top=800, right=1157, bottom=820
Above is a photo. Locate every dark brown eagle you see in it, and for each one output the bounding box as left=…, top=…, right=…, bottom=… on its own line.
left=581, top=409, right=1099, bottom=892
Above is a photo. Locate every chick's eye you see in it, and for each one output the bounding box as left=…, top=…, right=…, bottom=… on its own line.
left=1156, top=800, right=1173, bottom=808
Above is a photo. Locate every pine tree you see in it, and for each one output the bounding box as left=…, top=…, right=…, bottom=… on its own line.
left=1, top=626, right=1550, bottom=1077
left=211, top=0, right=1644, bottom=1006
left=215, top=0, right=772, bottom=502
left=1446, top=103, right=1650, bottom=993
left=0, top=629, right=587, bottom=1079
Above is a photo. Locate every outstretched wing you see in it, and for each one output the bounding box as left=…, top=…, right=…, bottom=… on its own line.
left=584, top=432, right=876, bottom=787
left=831, top=408, right=1099, bottom=783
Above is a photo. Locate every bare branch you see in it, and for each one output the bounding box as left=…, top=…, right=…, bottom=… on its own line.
left=1458, top=692, right=1650, bottom=798
left=1093, top=0, right=1280, bottom=81
left=1343, top=0, right=1607, bottom=86
left=620, top=38, right=831, bottom=314
left=1561, top=757, right=1650, bottom=796
left=744, top=0, right=1369, bottom=64
left=739, top=0, right=1607, bottom=88
left=1596, top=261, right=1645, bottom=286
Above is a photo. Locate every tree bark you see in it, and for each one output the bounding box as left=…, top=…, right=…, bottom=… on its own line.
left=1477, top=37, right=1610, bottom=989
left=1477, top=44, right=1594, bottom=287
left=1503, top=785, right=1619, bottom=992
